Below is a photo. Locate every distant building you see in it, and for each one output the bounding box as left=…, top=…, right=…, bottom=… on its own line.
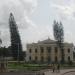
left=26, top=38, right=74, bottom=63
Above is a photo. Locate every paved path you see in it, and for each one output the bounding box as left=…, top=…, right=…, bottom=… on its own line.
left=0, top=71, right=40, bottom=75
left=44, top=69, right=75, bottom=75
left=61, top=71, right=75, bottom=75
left=0, top=69, right=75, bottom=75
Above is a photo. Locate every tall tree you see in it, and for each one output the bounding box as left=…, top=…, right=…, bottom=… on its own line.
left=53, top=20, right=64, bottom=63
left=9, top=13, right=24, bottom=60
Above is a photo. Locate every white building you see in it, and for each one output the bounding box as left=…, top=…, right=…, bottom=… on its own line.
left=26, top=38, right=74, bottom=63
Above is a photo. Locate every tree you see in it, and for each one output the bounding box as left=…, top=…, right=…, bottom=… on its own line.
left=53, top=20, right=64, bottom=63
left=9, top=13, right=24, bottom=61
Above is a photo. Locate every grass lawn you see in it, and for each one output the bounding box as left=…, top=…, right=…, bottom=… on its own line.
left=7, top=62, right=49, bottom=71
left=7, top=61, right=75, bottom=71
left=61, top=64, right=75, bottom=69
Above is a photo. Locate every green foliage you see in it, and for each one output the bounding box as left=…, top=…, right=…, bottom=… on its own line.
left=68, top=61, right=73, bottom=65
left=9, top=13, right=24, bottom=61
left=0, top=46, right=12, bottom=57
left=53, top=20, right=64, bottom=63
left=8, top=62, right=48, bottom=71
left=53, top=20, right=64, bottom=45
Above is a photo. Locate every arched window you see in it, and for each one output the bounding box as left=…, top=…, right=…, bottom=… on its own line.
left=55, top=56, right=58, bottom=62
left=41, top=56, right=44, bottom=62
left=68, top=48, right=70, bottom=53
left=68, top=56, right=70, bottom=61
left=29, top=49, right=32, bottom=53
left=35, top=56, right=38, bottom=61
left=55, top=47, right=58, bottom=53
left=29, top=56, right=31, bottom=60
left=47, top=56, right=51, bottom=62
left=47, top=47, right=51, bottom=53
left=40, top=47, right=44, bottom=53
left=35, top=48, right=37, bottom=53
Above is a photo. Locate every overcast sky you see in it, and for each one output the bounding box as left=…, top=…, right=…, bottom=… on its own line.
left=0, top=0, right=75, bottom=50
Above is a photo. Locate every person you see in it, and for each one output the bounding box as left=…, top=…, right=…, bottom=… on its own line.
left=52, top=64, right=55, bottom=73
left=42, top=72, right=45, bottom=75
left=57, top=64, right=60, bottom=72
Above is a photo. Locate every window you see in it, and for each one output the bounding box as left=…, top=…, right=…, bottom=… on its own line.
left=35, top=48, right=37, bottom=53
left=55, top=47, right=58, bottom=53
left=29, top=49, right=32, bottom=53
left=29, top=56, right=31, bottom=60
left=47, top=56, right=51, bottom=62
left=68, top=56, right=70, bottom=61
left=40, top=47, right=44, bottom=53
left=55, top=56, right=58, bottom=62
left=68, top=48, right=70, bottom=53
left=41, top=56, right=44, bottom=62
left=35, top=56, right=38, bottom=61
left=47, top=47, right=51, bottom=53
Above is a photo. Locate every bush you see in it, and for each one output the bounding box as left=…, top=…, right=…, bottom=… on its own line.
left=68, top=61, right=73, bottom=65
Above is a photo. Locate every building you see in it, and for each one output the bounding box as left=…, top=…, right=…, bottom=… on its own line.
left=26, top=38, right=74, bottom=63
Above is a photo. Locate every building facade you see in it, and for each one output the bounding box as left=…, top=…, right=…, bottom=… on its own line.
left=26, top=38, right=74, bottom=63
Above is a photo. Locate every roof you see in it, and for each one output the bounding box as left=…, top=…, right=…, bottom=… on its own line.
left=38, top=38, right=56, bottom=44
left=27, top=38, right=73, bottom=47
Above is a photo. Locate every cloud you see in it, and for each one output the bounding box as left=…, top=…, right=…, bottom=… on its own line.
left=0, top=0, right=38, bottom=28
left=48, top=0, right=75, bottom=45
left=0, top=0, right=38, bottom=49
left=65, top=30, right=75, bottom=43
left=19, top=0, right=37, bottom=14
left=1, top=0, right=75, bottom=50
left=49, top=0, right=75, bottom=19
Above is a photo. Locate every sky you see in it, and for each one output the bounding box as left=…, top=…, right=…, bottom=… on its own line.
left=0, top=0, right=75, bottom=50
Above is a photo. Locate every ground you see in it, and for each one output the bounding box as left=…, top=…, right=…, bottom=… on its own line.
left=1, top=62, right=75, bottom=75
left=0, top=69, right=75, bottom=75
left=0, top=72, right=37, bottom=75
left=44, top=69, right=75, bottom=75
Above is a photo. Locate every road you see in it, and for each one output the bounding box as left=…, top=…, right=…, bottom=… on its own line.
left=44, top=69, right=75, bottom=75
left=0, top=69, right=75, bottom=75
left=62, top=71, right=75, bottom=75
left=0, top=71, right=40, bottom=75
